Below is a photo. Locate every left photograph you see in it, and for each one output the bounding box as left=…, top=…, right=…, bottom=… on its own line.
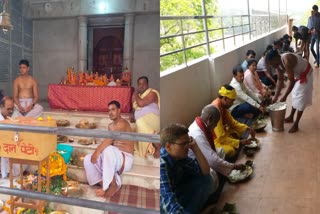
left=0, top=0, right=160, bottom=213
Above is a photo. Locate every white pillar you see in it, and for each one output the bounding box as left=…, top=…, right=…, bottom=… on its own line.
left=123, top=14, right=135, bottom=72
left=78, top=16, right=87, bottom=72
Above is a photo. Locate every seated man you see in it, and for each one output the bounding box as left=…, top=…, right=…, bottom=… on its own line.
left=132, top=76, right=160, bottom=158
left=257, top=45, right=277, bottom=86
left=230, top=65, right=264, bottom=119
left=188, top=105, right=245, bottom=179
left=84, top=100, right=134, bottom=197
left=13, top=60, right=43, bottom=118
left=0, top=95, right=21, bottom=178
left=160, top=123, right=214, bottom=214
left=211, top=85, right=255, bottom=158
left=241, top=49, right=256, bottom=71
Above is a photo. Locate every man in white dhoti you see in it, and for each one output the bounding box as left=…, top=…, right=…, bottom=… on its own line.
left=84, top=100, right=134, bottom=197
left=266, top=49, right=313, bottom=133
left=0, top=96, right=20, bottom=178
left=13, top=60, right=43, bottom=118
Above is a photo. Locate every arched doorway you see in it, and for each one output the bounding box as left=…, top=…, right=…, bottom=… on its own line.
left=93, top=29, right=124, bottom=80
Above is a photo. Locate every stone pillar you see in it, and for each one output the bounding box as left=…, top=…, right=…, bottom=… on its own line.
left=123, top=14, right=135, bottom=72
left=78, top=16, right=87, bottom=72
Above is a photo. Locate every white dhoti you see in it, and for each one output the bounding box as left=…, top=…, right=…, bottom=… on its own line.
left=14, top=98, right=43, bottom=118
left=84, top=146, right=133, bottom=191
left=292, top=70, right=313, bottom=111
left=1, top=157, right=27, bottom=179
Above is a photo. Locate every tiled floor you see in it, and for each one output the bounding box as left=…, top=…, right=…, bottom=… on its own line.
left=216, top=67, right=320, bottom=214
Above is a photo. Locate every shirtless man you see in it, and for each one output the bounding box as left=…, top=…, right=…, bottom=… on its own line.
left=84, top=100, right=134, bottom=197
left=13, top=60, right=43, bottom=118
left=266, top=49, right=313, bottom=133
left=132, top=76, right=160, bottom=158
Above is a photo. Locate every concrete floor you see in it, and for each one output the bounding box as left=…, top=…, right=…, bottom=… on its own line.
left=216, top=66, right=320, bottom=213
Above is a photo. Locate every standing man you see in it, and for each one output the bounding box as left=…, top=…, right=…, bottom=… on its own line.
left=132, top=76, right=160, bottom=158
left=84, top=101, right=134, bottom=197
left=0, top=95, right=20, bottom=178
left=266, top=49, right=313, bottom=133
left=13, top=60, right=43, bottom=118
left=310, top=5, right=320, bottom=67
left=160, top=123, right=213, bottom=214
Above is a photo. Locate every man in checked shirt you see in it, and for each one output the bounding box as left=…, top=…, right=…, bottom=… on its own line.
left=160, top=123, right=214, bottom=214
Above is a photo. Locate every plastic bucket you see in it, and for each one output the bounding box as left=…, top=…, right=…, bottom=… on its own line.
left=57, top=144, right=73, bottom=164
left=267, top=102, right=287, bottom=132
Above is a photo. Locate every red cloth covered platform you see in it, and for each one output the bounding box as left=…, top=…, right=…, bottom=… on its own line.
left=48, top=84, right=133, bottom=113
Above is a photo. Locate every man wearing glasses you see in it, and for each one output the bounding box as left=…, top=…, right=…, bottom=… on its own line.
left=160, top=123, right=213, bottom=214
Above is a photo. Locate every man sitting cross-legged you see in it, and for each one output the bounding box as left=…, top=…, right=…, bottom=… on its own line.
left=84, top=100, right=134, bottom=197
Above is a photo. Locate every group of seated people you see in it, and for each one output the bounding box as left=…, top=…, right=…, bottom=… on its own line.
left=160, top=85, right=255, bottom=213
left=161, top=31, right=315, bottom=212
left=0, top=59, right=161, bottom=199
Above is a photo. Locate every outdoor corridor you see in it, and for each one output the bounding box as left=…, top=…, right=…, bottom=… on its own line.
left=216, top=66, right=320, bottom=213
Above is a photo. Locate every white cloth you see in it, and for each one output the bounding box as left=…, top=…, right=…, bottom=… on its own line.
left=0, top=114, right=21, bottom=178
left=188, top=121, right=234, bottom=176
left=292, top=70, right=313, bottom=111
left=14, top=98, right=43, bottom=118
left=84, top=146, right=133, bottom=191
left=230, top=77, right=262, bottom=111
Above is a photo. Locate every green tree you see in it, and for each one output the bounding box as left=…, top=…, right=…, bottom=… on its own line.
left=160, top=0, right=219, bottom=72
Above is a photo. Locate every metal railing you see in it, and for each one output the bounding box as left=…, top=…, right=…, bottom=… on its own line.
left=160, top=0, right=288, bottom=72
left=160, top=13, right=288, bottom=72
left=0, top=124, right=160, bottom=214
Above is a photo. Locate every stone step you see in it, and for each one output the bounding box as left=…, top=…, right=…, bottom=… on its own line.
left=42, top=110, right=133, bottom=129
left=62, top=142, right=159, bottom=168
left=67, top=164, right=159, bottom=190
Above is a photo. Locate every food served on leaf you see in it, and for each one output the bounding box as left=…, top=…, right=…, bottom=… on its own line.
left=245, top=138, right=260, bottom=149
left=78, top=138, right=96, bottom=145
left=56, top=120, right=71, bottom=127
left=253, top=118, right=267, bottom=132
left=227, top=166, right=253, bottom=183
left=75, top=119, right=97, bottom=129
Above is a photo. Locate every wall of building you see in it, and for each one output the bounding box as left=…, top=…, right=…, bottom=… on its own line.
left=33, top=13, right=160, bottom=100
left=33, top=18, right=78, bottom=100
left=0, top=0, right=33, bottom=96
left=132, top=13, right=160, bottom=91
left=160, top=27, right=288, bottom=128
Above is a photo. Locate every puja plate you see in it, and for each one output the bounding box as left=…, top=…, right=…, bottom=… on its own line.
left=57, top=135, right=68, bottom=143
left=227, top=166, right=253, bottom=183
left=56, top=120, right=71, bottom=127
left=78, top=138, right=95, bottom=145
left=75, top=123, right=97, bottom=129
left=50, top=211, right=70, bottom=214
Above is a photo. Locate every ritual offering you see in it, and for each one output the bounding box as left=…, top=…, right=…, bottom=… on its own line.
left=56, top=120, right=71, bottom=127
left=70, top=153, right=86, bottom=168
left=57, top=135, right=68, bottom=143
left=78, top=138, right=96, bottom=145
left=75, top=119, right=97, bottom=129
left=227, top=166, right=253, bottom=183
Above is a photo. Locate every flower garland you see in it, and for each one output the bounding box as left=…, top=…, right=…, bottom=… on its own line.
left=41, top=152, right=67, bottom=180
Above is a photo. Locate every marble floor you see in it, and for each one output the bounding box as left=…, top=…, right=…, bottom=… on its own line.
left=215, top=66, right=320, bottom=214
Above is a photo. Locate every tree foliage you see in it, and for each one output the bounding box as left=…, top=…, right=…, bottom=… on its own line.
left=160, top=0, right=219, bottom=72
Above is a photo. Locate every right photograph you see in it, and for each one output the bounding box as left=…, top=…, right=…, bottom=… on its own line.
left=160, top=0, right=318, bottom=213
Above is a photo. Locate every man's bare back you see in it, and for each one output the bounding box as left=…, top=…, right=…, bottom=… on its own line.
left=14, top=76, right=36, bottom=99
left=108, top=117, right=134, bottom=154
